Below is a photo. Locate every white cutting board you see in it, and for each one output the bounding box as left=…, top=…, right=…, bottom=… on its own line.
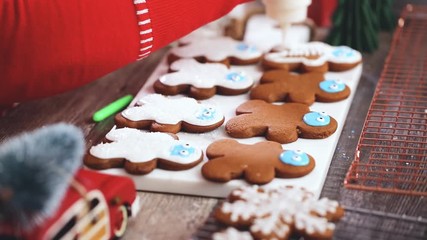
left=98, top=16, right=362, bottom=198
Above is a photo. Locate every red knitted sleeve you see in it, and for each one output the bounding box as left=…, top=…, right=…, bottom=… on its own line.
left=0, top=0, right=251, bottom=105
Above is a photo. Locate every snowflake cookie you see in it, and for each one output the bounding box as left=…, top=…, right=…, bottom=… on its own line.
left=225, top=100, right=337, bottom=144
left=202, top=139, right=315, bottom=184
left=168, top=36, right=263, bottom=66
left=214, top=185, right=344, bottom=240
left=84, top=127, right=203, bottom=174
left=115, top=94, right=225, bottom=133
left=262, top=41, right=362, bottom=72
left=250, top=70, right=350, bottom=105
left=154, top=59, right=254, bottom=100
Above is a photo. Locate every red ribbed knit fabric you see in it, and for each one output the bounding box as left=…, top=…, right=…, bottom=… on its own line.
left=0, top=0, right=251, bottom=105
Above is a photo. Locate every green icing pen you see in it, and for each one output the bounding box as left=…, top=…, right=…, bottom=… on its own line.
left=92, top=94, right=134, bottom=122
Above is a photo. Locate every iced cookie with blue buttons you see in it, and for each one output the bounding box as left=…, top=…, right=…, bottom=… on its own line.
left=154, top=59, right=254, bottom=100
left=262, top=41, right=362, bottom=72
left=168, top=36, right=263, bottom=66
left=202, top=139, right=315, bottom=184
left=115, top=94, right=224, bottom=133
left=250, top=70, right=350, bottom=105
left=225, top=100, right=337, bottom=143
left=84, top=127, right=203, bottom=174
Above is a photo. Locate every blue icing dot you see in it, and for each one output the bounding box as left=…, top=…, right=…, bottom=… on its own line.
left=170, top=143, right=195, bottom=157
left=236, top=43, right=258, bottom=53
left=303, top=112, right=331, bottom=127
left=226, top=72, right=246, bottom=82
left=332, top=46, right=355, bottom=58
left=196, top=107, right=217, bottom=120
left=319, top=79, right=345, bottom=93
left=279, top=150, right=310, bottom=166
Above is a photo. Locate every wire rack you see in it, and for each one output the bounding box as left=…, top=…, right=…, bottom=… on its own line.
left=344, top=5, right=427, bottom=196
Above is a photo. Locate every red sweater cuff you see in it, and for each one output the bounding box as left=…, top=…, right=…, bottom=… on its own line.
left=145, top=0, right=252, bottom=53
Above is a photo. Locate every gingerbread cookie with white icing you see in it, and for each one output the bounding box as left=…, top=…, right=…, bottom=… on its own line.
left=262, top=41, right=362, bottom=72
left=225, top=100, right=337, bottom=144
left=168, top=36, right=263, bottom=66
left=84, top=127, right=203, bottom=174
left=214, top=185, right=344, bottom=240
left=202, top=139, right=315, bottom=184
left=115, top=94, right=224, bottom=133
left=154, top=59, right=254, bottom=100
left=250, top=70, right=350, bottom=105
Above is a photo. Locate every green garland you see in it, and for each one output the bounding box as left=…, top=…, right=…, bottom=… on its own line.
left=327, top=0, right=395, bottom=52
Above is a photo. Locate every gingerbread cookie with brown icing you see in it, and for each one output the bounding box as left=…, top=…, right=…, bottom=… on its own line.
left=202, top=139, right=315, bottom=184
left=225, top=100, right=337, bottom=143
left=250, top=70, right=350, bottom=105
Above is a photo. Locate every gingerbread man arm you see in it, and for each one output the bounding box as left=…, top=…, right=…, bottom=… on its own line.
left=265, top=124, right=300, bottom=144
left=225, top=114, right=268, bottom=138
left=206, top=139, right=244, bottom=157
left=249, top=82, right=288, bottom=103
left=287, top=90, right=316, bottom=105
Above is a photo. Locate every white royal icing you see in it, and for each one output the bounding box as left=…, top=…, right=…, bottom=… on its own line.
left=294, top=212, right=335, bottom=235
left=170, top=36, right=263, bottom=62
left=89, top=127, right=202, bottom=164
left=159, top=59, right=253, bottom=90
left=251, top=212, right=290, bottom=238
left=218, top=186, right=341, bottom=237
left=221, top=200, right=258, bottom=222
left=264, top=41, right=361, bottom=67
left=122, top=94, right=224, bottom=126
left=212, top=227, right=253, bottom=240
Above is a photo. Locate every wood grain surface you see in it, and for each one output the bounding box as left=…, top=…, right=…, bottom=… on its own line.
left=1, top=4, right=426, bottom=240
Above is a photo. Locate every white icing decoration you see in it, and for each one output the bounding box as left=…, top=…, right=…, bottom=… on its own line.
left=264, top=41, right=362, bottom=66
left=89, top=127, right=202, bottom=164
left=170, top=36, right=263, bottom=61
left=122, top=94, right=224, bottom=126
left=212, top=227, right=253, bottom=240
left=251, top=212, right=290, bottom=238
left=294, top=212, right=335, bottom=235
left=218, top=186, right=341, bottom=237
left=159, top=59, right=253, bottom=90
left=221, top=200, right=258, bottom=222
left=231, top=185, right=269, bottom=204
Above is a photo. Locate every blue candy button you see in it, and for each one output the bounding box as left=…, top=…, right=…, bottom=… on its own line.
left=303, top=111, right=331, bottom=127
left=279, top=150, right=310, bottom=166
left=319, top=79, right=345, bottom=93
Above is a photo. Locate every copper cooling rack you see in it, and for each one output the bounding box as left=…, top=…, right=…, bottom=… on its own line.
left=344, top=5, right=427, bottom=196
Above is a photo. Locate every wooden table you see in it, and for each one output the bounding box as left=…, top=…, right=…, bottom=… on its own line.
left=1, top=10, right=426, bottom=240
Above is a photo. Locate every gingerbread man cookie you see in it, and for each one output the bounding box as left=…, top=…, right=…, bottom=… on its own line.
left=262, top=41, right=362, bottom=72
left=168, top=36, right=263, bottom=66
left=250, top=70, right=350, bottom=105
left=214, top=185, right=344, bottom=240
left=84, top=127, right=203, bottom=174
left=115, top=94, right=225, bottom=133
left=202, top=139, right=315, bottom=184
left=154, top=59, right=254, bottom=100
left=225, top=100, right=337, bottom=143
